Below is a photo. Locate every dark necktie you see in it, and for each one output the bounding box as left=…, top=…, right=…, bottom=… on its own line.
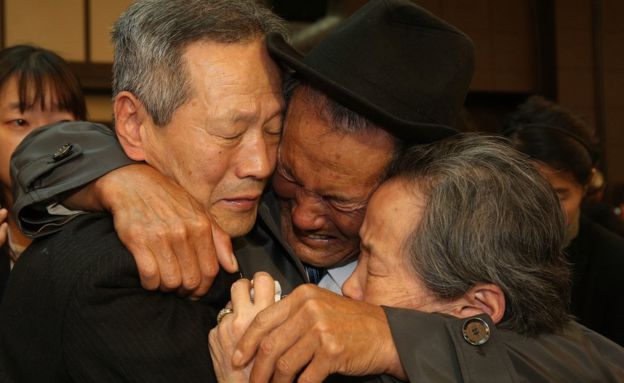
left=304, top=264, right=327, bottom=284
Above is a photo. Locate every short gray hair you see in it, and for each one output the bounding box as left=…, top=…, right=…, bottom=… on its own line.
left=285, top=78, right=382, bottom=136
left=112, top=0, right=287, bottom=126
left=285, top=78, right=403, bottom=182
left=393, top=134, right=571, bottom=336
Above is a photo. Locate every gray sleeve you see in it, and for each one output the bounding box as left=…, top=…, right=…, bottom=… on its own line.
left=383, top=307, right=518, bottom=383
left=10, top=120, right=138, bottom=238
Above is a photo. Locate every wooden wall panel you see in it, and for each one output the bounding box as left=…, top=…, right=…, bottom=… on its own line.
left=419, top=0, right=538, bottom=92
left=4, top=0, right=84, bottom=60
left=85, top=94, right=112, bottom=123
left=90, top=0, right=133, bottom=63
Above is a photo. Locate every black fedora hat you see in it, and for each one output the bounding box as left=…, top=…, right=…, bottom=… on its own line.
left=267, top=0, right=474, bottom=143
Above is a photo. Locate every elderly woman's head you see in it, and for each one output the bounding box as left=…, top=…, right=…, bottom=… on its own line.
left=342, top=135, right=572, bottom=336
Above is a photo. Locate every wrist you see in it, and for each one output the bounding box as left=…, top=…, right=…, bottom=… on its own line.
left=93, top=170, right=117, bottom=212
left=377, top=306, right=407, bottom=380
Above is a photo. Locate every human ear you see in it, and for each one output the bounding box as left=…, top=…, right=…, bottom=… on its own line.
left=450, top=284, right=505, bottom=324
left=114, top=91, right=148, bottom=161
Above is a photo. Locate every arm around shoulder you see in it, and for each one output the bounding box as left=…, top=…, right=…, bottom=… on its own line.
left=10, top=120, right=138, bottom=238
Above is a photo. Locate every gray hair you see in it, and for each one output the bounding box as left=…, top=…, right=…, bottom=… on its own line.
left=393, top=134, right=571, bottom=336
left=285, top=77, right=403, bottom=182
left=285, top=77, right=383, bottom=136
left=112, top=0, right=287, bottom=126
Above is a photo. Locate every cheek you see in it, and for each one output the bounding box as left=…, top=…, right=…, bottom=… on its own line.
left=333, top=212, right=366, bottom=240
left=193, top=153, right=230, bottom=193
left=562, top=197, right=582, bottom=224
left=558, top=188, right=584, bottom=225
left=272, top=173, right=296, bottom=199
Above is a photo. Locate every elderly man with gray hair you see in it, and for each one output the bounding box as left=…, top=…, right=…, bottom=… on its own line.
left=0, top=0, right=286, bottom=381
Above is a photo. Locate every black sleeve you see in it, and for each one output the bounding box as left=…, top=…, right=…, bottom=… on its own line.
left=0, top=214, right=236, bottom=382
left=10, top=120, right=137, bottom=238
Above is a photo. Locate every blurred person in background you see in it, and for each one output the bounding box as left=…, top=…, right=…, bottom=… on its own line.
left=0, top=45, right=86, bottom=298
left=503, top=95, right=624, bottom=346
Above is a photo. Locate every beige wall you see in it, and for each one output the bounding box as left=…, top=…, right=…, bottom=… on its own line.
left=90, top=0, right=134, bottom=62
left=5, top=0, right=85, bottom=60
left=85, top=94, right=113, bottom=123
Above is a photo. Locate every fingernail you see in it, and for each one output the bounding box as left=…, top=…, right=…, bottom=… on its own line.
left=231, top=252, right=239, bottom=271
left=232, top=350, right=243, bottom=366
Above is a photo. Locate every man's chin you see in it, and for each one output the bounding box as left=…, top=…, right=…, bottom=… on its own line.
left=212, top=209, right=258, bottom=238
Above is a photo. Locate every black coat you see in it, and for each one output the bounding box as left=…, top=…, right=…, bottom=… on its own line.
left=0, top=213, right=235, bottom=382
left=567, top=216, right=624, bottom=346
left=0, top=250, right=9, bottom=301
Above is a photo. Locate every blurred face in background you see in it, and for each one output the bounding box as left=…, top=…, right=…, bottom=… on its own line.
left=534, top=162, right=585, bottom=246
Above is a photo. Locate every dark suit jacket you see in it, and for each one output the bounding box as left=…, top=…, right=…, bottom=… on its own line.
left=0, top=251, right=9, bottom=302
left=567, top=216, right=624, bottom=346
left=0, top=213, right=235, bottom=382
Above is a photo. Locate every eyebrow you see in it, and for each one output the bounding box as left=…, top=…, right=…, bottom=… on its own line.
left=227, top=103, right=285, bottom=124
left=227, top=111, right=257, bottom=124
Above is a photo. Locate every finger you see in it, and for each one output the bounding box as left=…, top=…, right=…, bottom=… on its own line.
left=130, top=247, right=162, bottom=291
left=235, top=298, right=310, bottom=376
left=146, top=240, right=182, bottom=292
left=192, top=221, right=219, bottom=298
left=296, top=354, right=332, bottom=383
left=251, top=272, right=276, bottom=308
left=171, top=229, right=202, bottom=295
left=0, top=222, right=8, bottom=248
left=212, top=224, right=238, bottom=273
left=232, top=298, right=293, bottom=367
left=269, top=333, right=318, bottom=383
left=231, top=279, right=253, bottom=313
left=114, top=211, right=166, bottom=291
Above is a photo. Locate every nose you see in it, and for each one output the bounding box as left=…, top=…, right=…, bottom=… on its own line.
left=342, top=264, right=364, bottom=300
left=290, top=189, right=327, bottom=231
left=237, top=132, right=274, bottom=180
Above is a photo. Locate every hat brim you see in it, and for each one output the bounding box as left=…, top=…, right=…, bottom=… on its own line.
left=267, top=33, right=459, bottom=144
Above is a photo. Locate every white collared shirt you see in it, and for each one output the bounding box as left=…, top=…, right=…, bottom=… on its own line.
left=317, top=260, right=357, bottom=295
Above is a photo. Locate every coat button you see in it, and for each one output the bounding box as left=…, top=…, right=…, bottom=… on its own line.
left=462, top=317, right=490, bottom=346
left=52, top=143, right=73, bottom=161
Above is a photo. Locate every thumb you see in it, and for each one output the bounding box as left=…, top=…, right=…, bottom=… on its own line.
left=212, top=223, right=238, bottom=273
